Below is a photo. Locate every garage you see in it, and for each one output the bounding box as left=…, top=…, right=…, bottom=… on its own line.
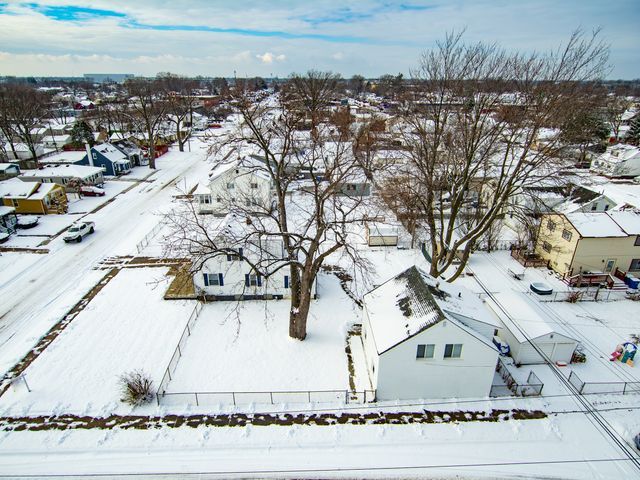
left=487, top=293, right=579, bottom=365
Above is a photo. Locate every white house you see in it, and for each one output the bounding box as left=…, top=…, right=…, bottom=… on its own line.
left=192, top=214, right=314, bottom=300
left=591, top=144, right=640, bottom=178
left=194, top=156, right=275, bottom=215
left=19, top=164, right=104, bottom=191
left=362, top=266, right=499, bottom=400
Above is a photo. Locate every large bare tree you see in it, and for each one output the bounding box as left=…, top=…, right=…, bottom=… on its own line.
left=125, top=78, right=168, bottom=169
left=384, top=29, right=608, bottom=281
left=164, top=72, right=376, bottom=340
left=0, top=84, right=52, bottom=167
left=158, top=73, right=200, bottom=152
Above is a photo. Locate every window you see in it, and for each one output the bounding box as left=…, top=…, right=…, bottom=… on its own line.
left=226, top=247, right=243, bottom=261
left=562, top=229, right=572, bottom=241
left=416, top=344, right=435, bottom=359
left=604, top=204, right=610, bottom=211
left=444, top=344, right=462, bottom=358
left=245, top=273, right=262, bottom=287
left=635, top=236, right=640, bottom=247
left=203, top=273, right=223, bottom=286
left=591, top=203, right=598, bottom=211
left=11, top=199, right=19, bottom=207
left=542, top=241, right=552, bottom=253
left=226, top=182, right=234, bottom=189
left=251, top=183, right=258, bottom=189
left=216, top=196, right=222, bottom=203
left=201, top=195, right=212, bottom=204
left=546, top=220, right=556, bottom=231
left=284, top=275, right=290, bottom=288
left=630, top=259, right=640, bottom=271
left=346, top=184, right=357, bottom=191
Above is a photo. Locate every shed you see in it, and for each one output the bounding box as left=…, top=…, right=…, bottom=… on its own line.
left=0, top=163, right=20, bottom=181
left=487, top=292, right=579, bottom=365
left=366, top=223, right=399, bottom=247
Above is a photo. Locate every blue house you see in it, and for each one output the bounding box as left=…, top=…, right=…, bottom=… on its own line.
left=77, top=143, right=132, bottom=177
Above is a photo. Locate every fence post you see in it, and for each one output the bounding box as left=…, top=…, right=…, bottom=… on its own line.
left=270, top=392, right=273, bottom=404
left=623, top=382, right=627, bottom=395
left=308, top=391, right=311, bottom=403
left=232, top=392, right=236, bottom=406
left=345, top=390, right=348, bottom=404
left=195, top=392, right=199, bottom=406
left=156, top=392, right=160, bottom=406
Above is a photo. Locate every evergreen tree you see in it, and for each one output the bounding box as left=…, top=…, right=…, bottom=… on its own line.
left=628, top=116, right=640, bottom=145
left=70, top=121, right=95, bottom=146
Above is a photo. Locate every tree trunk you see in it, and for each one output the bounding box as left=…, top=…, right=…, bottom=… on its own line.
left=148, top=129, right=156, bottom=169
left=288, top=271, right=314, bottom=341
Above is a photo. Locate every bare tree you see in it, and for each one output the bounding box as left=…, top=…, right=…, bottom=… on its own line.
left=0, top=84, right=51, bottom=167
left=158, top=73, right=199, bottom=152
left=125, top=78, right=168, bottom=169
left=164, top=74, right=377, bottom=340
left=385, top=29, right=608, bottom=281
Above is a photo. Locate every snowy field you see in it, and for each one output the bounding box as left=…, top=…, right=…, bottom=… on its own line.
left=166, top=273, right=358, bottom=400
left=0, top=265, right=196, bottom=417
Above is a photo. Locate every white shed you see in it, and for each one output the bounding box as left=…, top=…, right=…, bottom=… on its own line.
left=362, top=266, right=499, bottom=401
left=366, top=223, right=399, bottom=247
left=487, top=292, right=579, bottom=365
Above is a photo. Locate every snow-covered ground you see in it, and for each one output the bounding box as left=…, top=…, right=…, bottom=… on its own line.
left=66, top=180, right=133, bottom=214
left=0, top=267, right=196, bottom=417
left=165, top=273, right=356, bottom=401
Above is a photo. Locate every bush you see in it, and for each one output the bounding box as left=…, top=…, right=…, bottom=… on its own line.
left=119, top=370, right=154, bottom=406
left=565, top=291, right=582, bottom=303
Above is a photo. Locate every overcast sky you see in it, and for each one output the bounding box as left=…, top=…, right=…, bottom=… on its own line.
left=0, top=1, right=638, bottom=79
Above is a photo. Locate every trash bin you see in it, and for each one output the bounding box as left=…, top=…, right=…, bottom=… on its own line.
left=626, top=276, right=640, bottom=289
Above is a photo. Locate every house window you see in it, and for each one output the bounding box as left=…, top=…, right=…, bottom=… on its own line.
left=227, top=182, right=234, bottom=189
left=284, top=275, right=290, bottom=288
left=630, top=259, right=640, bottom=271
left=201, top=195, right=212, bottom=204
left=416, top=344, right=435, bottom=359
left=604, top=204, right=610, bottom=211
left=226, top=248, right=243, bottom=261
left=346, top=184, right=357, bottom=191
left=203, top=273, right=223, bottom=286
left=546, top=220, right=556, bottom=231
left=591, top=203, right=598, bottom=211
left=216, top=196, right=222, bottom=203
left=251, top=183, right=258, bottom=189
left=245, top=273, right=262, bottom=287
left=444, top=344, right=463, bottom=359
left=635, top=236, right=640, bottom=246
left=11, top=199, right=19, bottom=207
left=562, top=229, right=572, bottom=241
left=542, top=241, right=552, bottom=253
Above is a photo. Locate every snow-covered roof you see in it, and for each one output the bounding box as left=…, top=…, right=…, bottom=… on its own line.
left=0, top=178, right=39, bottom=198
left=0, top=163, right=19, bottom=172
left=0, top=206, right=16, bottom=216
left=367, top=223, right=399, bottom=237
left=364, top=266, right=444, bottom=354
left=607, top=210, right=640, bottom=235
left=487, top=292, right=576, bottom=344
left=92, top=143, right=128, bottom=164
left=565, top=212, right=627, bottom=238
left=42, top=150, right=88, bottom=164
left=28, top=182, right=59, bottom=200
left=364, top=266, right=498, bottom=354
left=19, top=164, right=103, bottom=179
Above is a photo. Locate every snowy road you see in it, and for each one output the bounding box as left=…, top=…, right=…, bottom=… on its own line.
left=0, top=146, right=210, bottom=375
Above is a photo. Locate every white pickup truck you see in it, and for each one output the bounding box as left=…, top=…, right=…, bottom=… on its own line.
left=63, top=221, right=95, bottom=243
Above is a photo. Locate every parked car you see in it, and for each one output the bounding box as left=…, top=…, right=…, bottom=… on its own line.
left=80, top=186, right=106, bottom=197
left=63, top=221, right=95, bottom=243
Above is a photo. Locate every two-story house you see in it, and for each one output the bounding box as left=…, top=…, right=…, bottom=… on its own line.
left=534, top=210, right=640, bottom=277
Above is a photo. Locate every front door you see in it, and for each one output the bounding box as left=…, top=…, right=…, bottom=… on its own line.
left=604, top=259, right=616, bottom=273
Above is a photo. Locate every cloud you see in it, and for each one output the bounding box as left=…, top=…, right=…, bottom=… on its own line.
left=256, top=52, right=286, bottom=64
left=332, top=52, right=345, bottom=60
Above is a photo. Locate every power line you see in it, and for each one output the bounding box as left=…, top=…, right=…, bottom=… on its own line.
left=0, top=457, right=635, bottom=478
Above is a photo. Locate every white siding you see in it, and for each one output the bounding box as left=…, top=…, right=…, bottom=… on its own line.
left=373, top=320, right=498, bottom=400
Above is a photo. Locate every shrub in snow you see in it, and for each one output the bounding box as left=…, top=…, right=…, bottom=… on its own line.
left=119, top=370, right=154, bottom=406
left=565, top=291, right=582, bottom=303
